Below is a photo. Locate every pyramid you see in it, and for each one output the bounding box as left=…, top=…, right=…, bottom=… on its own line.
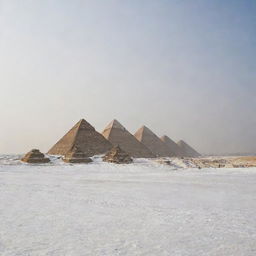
left=48, top=119, right=112, bottom=156
left=160, top=135, right=182, bottom=157
left=177, top=140, right=201, bottom=157
left=134, top=126, right=175, bottom=157
left=21, top=149, right=50, bottom=163
left=63, top=146, right=92, bottom=163
left=103, top=145, right=133, bottom=164
left=102, top=119, right=155, bottom=158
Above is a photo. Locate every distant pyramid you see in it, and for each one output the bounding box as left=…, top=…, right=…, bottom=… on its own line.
left=134, top=126, right=175, bottom=157
left=102, top=119, right=155, bottom=158
left=103, top=145, right=133, bottom=164
left=160, top=135, right=181, bottom=157
left=48, top=119, right=112, bottom=156
left=177, top=140, right=201, bottom=157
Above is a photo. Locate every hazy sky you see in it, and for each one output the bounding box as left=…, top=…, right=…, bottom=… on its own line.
left=0, top=0, right=255, bottom=154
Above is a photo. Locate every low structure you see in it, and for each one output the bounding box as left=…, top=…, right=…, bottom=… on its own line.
left=103, top=145, right=133, bottom=164
left=21, top=149, right=50, bottom=163
left=63, top=146, right=92, bottom=163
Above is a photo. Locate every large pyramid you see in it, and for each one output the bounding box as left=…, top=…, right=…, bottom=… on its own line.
left=48, top=119, right=112, bottom=156
left=160, top=135, right=182, bottom=157
left=102, top=119, right=155, bottom=158
left=134, top=126, right=175, bottom=157
left=177, top=140, right=201, bottom=157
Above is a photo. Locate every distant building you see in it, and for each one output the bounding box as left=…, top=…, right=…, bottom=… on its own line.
left=134, top=126, right=175, bottom=157
left=177, top=140, right=201, bottom=157
left=160, top=135, right=182, bottom=157
left=102, top=119, right=155, bottom=158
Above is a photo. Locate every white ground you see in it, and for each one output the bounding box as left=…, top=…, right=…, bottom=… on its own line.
left=0, top=156, right=256, bottom=256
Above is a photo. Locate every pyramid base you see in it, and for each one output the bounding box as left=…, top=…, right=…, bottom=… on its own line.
left=21, top=158, right=50, bottom=164
left=63, top=158, right=92, bottom=164
left=103, top=157, right=133, bottom=164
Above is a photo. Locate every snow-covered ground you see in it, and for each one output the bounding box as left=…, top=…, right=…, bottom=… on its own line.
left=0, top=155, right=256, bottom=256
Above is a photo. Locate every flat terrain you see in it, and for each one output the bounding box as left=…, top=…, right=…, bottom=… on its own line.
left=0, top=157, right=256, bottom=255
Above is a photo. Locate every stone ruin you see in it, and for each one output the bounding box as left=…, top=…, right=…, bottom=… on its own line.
left=21, top=149, right=50, bottom=163
left=63, top=146, right=92, bottom=164
left=103, top=145, right=133, bottom=164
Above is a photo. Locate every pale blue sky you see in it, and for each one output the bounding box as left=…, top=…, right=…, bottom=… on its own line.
left=0, top=0, right=255, bottom=154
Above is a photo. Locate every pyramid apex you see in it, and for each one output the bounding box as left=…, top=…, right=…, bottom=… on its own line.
left=140, top=125, right=154, bottom=135
left=75, top=118, right=95, bottom=130
left=78, top=118, right=88, bottom=124
left=104, top=119, right=126, bottom=130
left=161, top=135, right=175, bottom=142
left=136, top=125, right=148, bottom=132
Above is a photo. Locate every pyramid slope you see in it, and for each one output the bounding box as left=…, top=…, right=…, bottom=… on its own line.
left=177, top=140, right=201, bottom=157
left=102, top=120, right=155, bottom=158
left=48, top=119, right=112, bottom=156
left=160, top=135, right=181, bottom=157
left=134, top=126, right=175, bottom=157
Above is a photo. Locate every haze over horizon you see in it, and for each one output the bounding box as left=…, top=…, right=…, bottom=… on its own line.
left=0, top=0, right=255, bottom=155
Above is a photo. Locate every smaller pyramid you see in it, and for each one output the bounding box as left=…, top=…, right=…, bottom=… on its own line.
left=63, top=146, right=92, bottom=163
left=160, top=135, right=181, bottom=157
left=48, top=119, right=112, bottom=156
left=103, top=145, right=133, bottom=164
left=177, top=140, right=201, bottom=157
left=134, top=126, right=175, bottom=157
left=102, top=120, right=155, bottom=158
left=21, top=149, right=50, bottom=163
